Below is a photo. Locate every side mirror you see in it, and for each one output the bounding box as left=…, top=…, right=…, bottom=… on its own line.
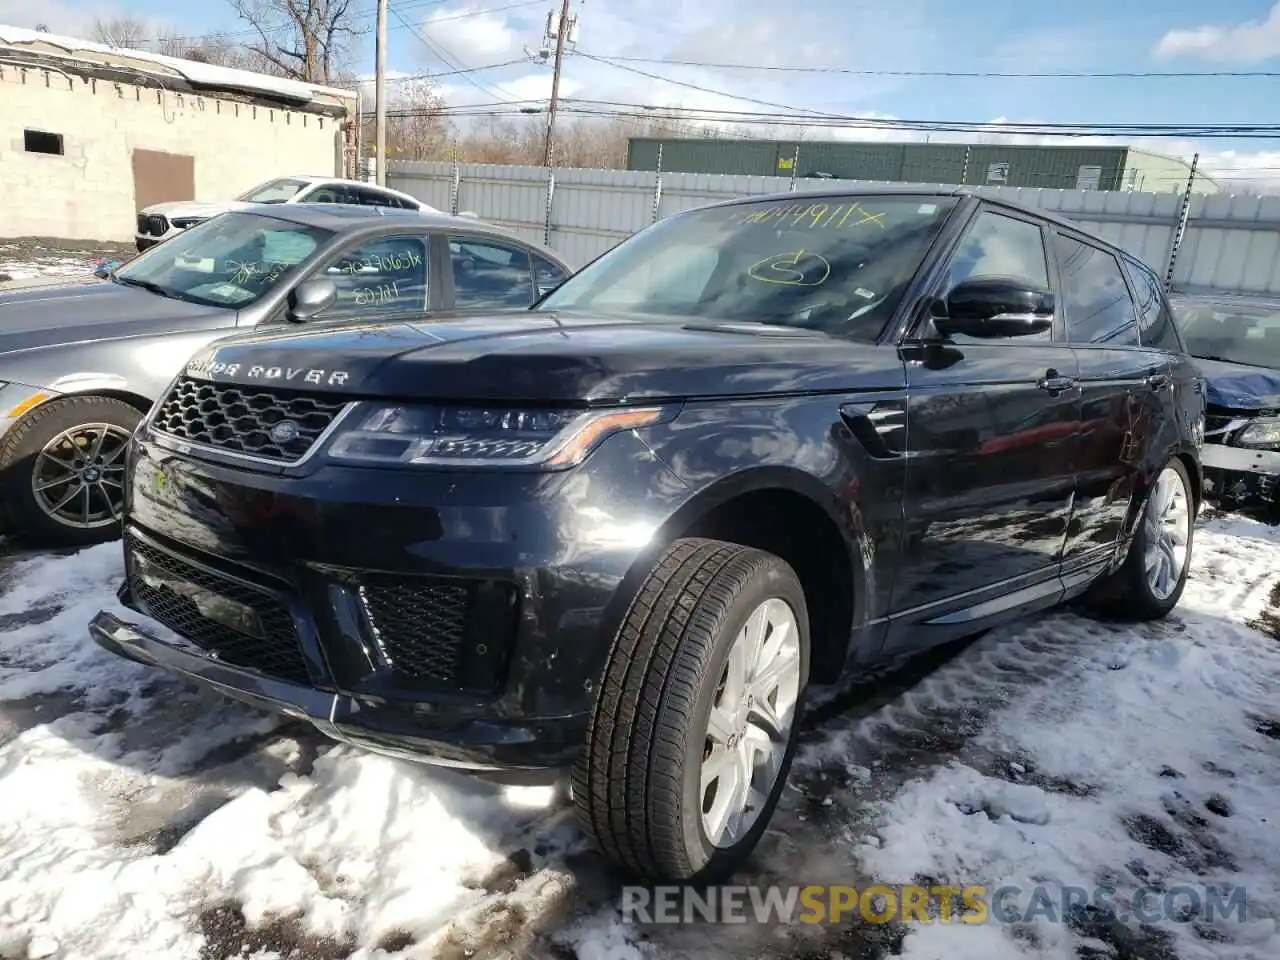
left=935, top=277, right=1055, bottom=339
left=93, top=259, right=124, bottom=279
left=287, top=278, right=338, bottom=322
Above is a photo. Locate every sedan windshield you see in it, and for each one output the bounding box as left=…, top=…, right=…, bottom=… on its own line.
left=114, top=212, right=332, bottom=308
left=1171, top=300, right=1280, bottom=369
left=236, top=178, right=310, bottom=203
left=535, top=195, right=959, bottom=342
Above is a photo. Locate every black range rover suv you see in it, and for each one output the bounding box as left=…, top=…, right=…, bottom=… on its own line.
left=91, top=187, right=1206, bottom=883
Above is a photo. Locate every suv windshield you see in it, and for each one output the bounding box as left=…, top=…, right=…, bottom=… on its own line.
left=1171, top=300, right=1280, bottom=369
left=535, top=195, right=958, bottom=341
left=115, top=212, right=332, bottom=309
left=237, top=178, right=310, bottom=203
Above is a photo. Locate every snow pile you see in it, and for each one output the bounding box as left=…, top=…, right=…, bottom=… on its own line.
left=0, top=25, right=354, bottom=102
left=0, top=545, right=576, bottom=959
left=0, top=243, right=103, bottom=285
left=858, top=514, right=1280, bottom=959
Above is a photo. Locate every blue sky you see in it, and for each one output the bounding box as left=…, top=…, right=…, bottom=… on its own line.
left=4, top=0, right=1280, bottom=186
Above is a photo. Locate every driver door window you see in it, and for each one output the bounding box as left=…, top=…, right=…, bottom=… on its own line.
left=312, top=235, right=430, bottom=318
left=938, top=210, right=1052, bottom=342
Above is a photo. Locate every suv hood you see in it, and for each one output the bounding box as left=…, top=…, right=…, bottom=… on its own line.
left=1195, top=356, right=1280, bottom=411
left=183, top=311, right=901, bottom=403
left=139, top=199, right=252, bottom=220
left=0, top=281, right=234, bottom=355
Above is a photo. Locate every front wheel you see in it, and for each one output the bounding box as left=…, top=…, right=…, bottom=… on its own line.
left=573, top=538, right=810, bottom=883
left=0, top=396, right=140, bottom=547
left=1087, top=457, right=1195, bottom=620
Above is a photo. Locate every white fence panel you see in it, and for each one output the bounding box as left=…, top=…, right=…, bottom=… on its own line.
left=388, top=160, right=1280, bottom=294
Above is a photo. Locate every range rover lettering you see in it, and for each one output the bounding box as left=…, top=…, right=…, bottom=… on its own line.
left=90, top=187, right=1205, bottom=883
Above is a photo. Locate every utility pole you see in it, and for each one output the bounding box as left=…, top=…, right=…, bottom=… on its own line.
left=374, top=0, right=388, bottom=185
left=541, top=0, right=572, bottom=168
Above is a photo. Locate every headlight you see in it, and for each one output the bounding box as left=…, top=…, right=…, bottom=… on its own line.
left=1235, top=418, right=1280, bottom=449
left=326, top=404, right=676, bottom=469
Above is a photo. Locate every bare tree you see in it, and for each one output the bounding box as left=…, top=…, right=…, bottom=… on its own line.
left=385, top=79, right=452, bottom=161
left=229, top=0, right=364, bottom=84
left=91, top=15, right=154, bottom=49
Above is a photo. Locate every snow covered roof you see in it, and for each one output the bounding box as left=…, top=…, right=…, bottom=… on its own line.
left=0, top=24, right=356, bottom=109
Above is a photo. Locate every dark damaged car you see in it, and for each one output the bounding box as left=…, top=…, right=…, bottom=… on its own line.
left=1170, top=292, right=1280, bottom=510
left=90, top=187, right=1205, bottom=883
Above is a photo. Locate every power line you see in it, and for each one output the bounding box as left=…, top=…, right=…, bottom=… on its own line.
left=378, top=97, right=1280, bottom=139
left=390, top=1, right=517, bottom=103
left=575, top=51, right=1280, bottom=80
left=381, top=59, right=530, bottom=83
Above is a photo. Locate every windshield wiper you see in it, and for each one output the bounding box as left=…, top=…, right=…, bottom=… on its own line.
left=114, top=276, right=178, bottom=299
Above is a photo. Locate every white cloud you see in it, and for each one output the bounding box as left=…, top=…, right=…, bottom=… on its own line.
left=0, top=0, right=171, bottom=42
left=1153, top=2, right=1280, bottom=63
left=415, top=5, right=526, bottom=67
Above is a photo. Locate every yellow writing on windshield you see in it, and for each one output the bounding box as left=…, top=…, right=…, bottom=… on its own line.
left=735, top=201, right=886, bottom=231
left=747, top=250, right=831, bottom=286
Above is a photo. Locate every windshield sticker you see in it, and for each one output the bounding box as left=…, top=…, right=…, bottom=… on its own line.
left=747, top=250, right=832, bottom=286
left=733, top=201, right=887, bottom=231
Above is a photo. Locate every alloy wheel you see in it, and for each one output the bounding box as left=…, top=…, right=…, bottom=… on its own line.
left=700, top=597, right=802, bottom=848
left=31, top=423, right=132, bottom=530
left=1143, top=464, right=1192, bottom=601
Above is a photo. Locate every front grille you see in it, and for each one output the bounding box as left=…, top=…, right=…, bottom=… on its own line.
left=136, top=214, right=148, bottom=234
left=360, top=578, right=472, bottom=687
left=126, top=534, right=311, bottom=685
left=147, top=214, right=169, bottom=235
left=152, top=377, right=347, bottom=463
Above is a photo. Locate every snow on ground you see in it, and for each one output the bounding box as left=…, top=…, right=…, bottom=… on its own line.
left=0, top=240, right=127, bottom=285
left=0, top=511, right=1278, bottom=959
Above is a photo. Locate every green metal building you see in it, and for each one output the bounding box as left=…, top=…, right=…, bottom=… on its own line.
left=625, top=138, right=1218, bottom=194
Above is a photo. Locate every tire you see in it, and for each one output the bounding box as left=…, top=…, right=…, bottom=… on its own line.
left=573, top=538, right=810, bottom=883
left=0, top=395, right=141, bottom=547
left=1086, top=457, right=1195, bottom=621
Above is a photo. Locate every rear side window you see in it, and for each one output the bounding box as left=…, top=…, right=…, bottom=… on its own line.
left=533, top=255, right=569, bottom=297
left=449, top=237, right=535, bottom=308
left=1122, top=258, right=1184, bottom=353
left=1053, top=234, right=1138, bottom=344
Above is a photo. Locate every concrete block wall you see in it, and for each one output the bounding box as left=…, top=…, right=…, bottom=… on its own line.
left=0, top=65, right=345, bottom=243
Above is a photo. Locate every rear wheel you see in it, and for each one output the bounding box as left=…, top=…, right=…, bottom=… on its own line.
left=0, top=396, right=140, bottom=547
left=573, top=538, right=809, bottom=883
left=1087, top=457, right=1195, bottom=620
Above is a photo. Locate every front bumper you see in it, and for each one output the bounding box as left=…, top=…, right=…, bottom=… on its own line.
left=1200, top=442, right=1280, bottom=504
left=89, top=605, right=579, bottom=777
left=92, top=426, right=687, bottom=770
left=134, top=235, right=164, bottom=252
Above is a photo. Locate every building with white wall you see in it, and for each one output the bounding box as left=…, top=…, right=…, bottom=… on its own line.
left=0, top=26, right=357, bottom=243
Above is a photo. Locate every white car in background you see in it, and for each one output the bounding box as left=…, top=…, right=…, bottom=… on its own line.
left=134, top=176, right=435, bottom=251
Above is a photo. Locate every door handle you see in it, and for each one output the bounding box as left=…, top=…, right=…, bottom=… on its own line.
left=1145, top=372, right=1171, bottom=390
left=1038, top=374, right=1077, bottom=393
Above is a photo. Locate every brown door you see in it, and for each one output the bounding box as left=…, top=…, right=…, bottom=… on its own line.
left=131, top=149, right=195, bottom=210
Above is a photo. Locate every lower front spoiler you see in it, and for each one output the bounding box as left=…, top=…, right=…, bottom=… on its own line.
left=88, top=610, right=580, bottom=784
